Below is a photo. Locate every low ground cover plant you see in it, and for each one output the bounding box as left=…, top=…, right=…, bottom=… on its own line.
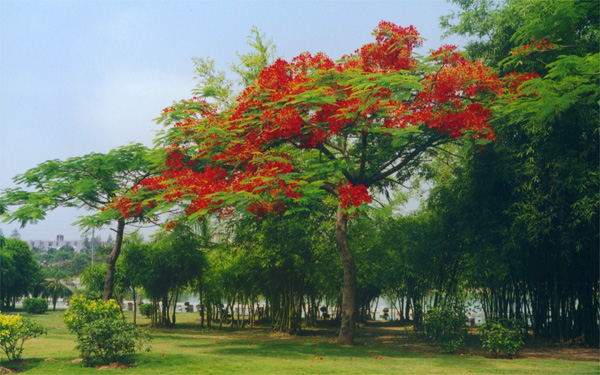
left=0, top=313, right=46, bottom=361
left=63, top=295, right=151, bottom=365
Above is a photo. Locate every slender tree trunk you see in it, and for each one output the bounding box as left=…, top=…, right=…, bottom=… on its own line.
left=102, top=219, right=125, bottom=301
left=198, top=279, right=204, bottom=328
left=132, top=288, right=137, bottom=326
left=335, top=204, right=357, bottom=345
left=172, top=290, right=178, bottom=325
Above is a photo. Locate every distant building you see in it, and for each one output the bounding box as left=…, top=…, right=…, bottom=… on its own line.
left=28, top=234, right=85, bottom=253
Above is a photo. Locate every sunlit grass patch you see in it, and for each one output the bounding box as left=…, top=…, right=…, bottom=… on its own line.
left=1, top=309, right=597, bottom=374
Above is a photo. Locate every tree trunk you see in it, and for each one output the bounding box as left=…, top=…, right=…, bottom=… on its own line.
left=335, top=204, right=357, bottom=345
left=132, top=288, right=137, bottom=326
left=102, top=219, right=125, bottom=301
left=172, top=290, right=178, bottom=325
left=198, top=279, right=204, bottom=328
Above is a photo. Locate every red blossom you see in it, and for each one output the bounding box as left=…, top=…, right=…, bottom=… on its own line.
left=111, top=21, right=522, bottom=221
left=338, top=182, right=372, bottom=209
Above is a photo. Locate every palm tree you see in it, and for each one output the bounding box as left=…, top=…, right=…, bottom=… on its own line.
left=40, top=268, right=75, bottom=310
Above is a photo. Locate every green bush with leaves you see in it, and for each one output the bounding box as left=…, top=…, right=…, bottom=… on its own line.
left=423, top=307, right=468, bottom=353
left=0, top=314, right=46, bottom=361
left=22, top=298, right=48, bottom=314
left=478, top=319, right=525, bottom=358
left=138, top=303, right=156, bottom=318
left=63, top=295, right=151, bottom=364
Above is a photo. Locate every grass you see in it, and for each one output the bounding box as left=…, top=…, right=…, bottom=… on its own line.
left=1, top=309, right=598, bottom=374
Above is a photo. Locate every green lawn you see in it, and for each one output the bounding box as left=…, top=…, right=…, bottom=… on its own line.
left=1, top=310, right=597, bottom=374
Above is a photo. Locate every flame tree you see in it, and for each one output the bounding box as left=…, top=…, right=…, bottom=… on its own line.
left=115, top=22, right=529, bottom=344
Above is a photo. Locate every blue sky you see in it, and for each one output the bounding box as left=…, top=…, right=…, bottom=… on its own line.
left=0, top=0, right=464, bottom=241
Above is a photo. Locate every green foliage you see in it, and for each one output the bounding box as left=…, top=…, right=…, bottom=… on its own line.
left=63, top=295, right=151, bottom=364
left=80, top=263, right=109, bottom=300
left=0, top=144, right=156, bottom=229
left=39, top=268, right=75, bottom=310
left=22, top=298, right=48, bottom=314
left=80, top=261, right=128, bottom=300
left=437, top=0, right=600, bottom=346
left=479, top=319, right=525, bottom=358
left=63, top=295, right=122, bottom=331
left=138, top=303, right=156, bottom=318
left=423, top=307, right=468, bottom=353
left=0, top=144, right=160, bottom=301
left=0, top=238, right=40, bottom=309
left=191, top=26, right=276, bottom=111
left=0, top=314, right=46, bottom=361
left=120, top=226, right=205, bottom=327
left=224, top=202, right=339, bottom=334
left=231, top=25, right=277, bottom=87
left=73, top=317, right=151, bottom=365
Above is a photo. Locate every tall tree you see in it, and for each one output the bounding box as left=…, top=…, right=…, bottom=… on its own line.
left=39, top=268, right=75, bottom=311
left=0, top=144, right=157, bottom=301
left=118, top=22, right=529, bottom=344
left=0, top=238, right=40, bottom=309
left=441, top=0, right=599, bottom=344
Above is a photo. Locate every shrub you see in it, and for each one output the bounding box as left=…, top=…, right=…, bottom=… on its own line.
left=139, top=303, right=156, bottom=318
left=23, top=298, right=48, bottom=314
left=63, top=295, right=151, bottom=364
left=423, top=307, right=468, bottom=353
left=0, top=314, right=46, bottom=361
left=478, top=319, right=525, bottom=358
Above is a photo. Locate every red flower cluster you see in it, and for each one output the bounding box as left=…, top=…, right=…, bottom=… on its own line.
left=108, top=21, right=536, bottom=221
left=511, top=38, right=555, bottom=56
left=338, top=182, right=372, bottom=210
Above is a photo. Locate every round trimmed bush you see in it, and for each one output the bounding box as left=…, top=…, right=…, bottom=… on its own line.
left=63, top=295, right=151, bottom=364
left=22, top=298, right=48, bottom=314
